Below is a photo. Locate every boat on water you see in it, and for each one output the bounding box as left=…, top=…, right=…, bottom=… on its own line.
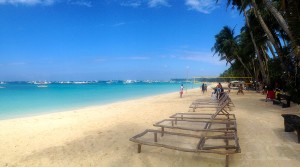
left=0, top=86, right=5, bottom=89
left=37, top=85, right=48, bottom=88
left=29, top=81, right=51, bottom=85
left=106, top=80, right=115, bottom=84
left=123, top=80, right=136, bottom=84
left=73, top=81, right=89, bottom=84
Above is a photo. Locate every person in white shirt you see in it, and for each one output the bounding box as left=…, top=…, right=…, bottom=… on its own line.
left=180, top=84, right=184, bottom=98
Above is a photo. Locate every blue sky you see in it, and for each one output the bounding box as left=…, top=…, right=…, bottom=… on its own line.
left=0, top=0, right=244, bottom=81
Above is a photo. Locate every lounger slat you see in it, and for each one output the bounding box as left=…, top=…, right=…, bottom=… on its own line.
left=154, top=124, right=236, bottom=132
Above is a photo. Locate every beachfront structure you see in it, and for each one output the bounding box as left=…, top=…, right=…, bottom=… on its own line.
left=192, top=77, right=253, bottom=84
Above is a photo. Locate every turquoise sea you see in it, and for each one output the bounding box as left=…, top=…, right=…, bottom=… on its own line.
left=0, top=81, right=194, bottom=120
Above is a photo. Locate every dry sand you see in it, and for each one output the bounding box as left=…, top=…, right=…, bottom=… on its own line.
left=1, top=88, right=300, bottom=167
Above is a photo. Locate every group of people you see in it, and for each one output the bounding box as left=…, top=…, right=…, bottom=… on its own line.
left=179, top=82, right=245, bottom=98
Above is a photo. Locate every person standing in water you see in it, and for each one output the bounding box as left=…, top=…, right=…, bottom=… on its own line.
left=180, top=84, right=184, bottom=98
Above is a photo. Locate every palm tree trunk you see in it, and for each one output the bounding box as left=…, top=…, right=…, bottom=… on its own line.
left=243, top=8, right=269, bottom=84
left=235, top=54, right=252, bottom=77
left=263, top=0, right=294, bottom=41
left=250, top=0, right=285, bottom=71
left=261, top=46, right=270, bottom=83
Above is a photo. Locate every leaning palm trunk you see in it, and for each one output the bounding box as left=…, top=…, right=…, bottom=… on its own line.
left=261, top=46, right=270, bottom=82
left=250, top=0, right=286, bottom=71
left=285, top=0, right=300, bottom=57
left=243, top=8, right=269, bottom=84
left=263, top=0, right=294, bottom=41
left=235, top=54, right=252, bottom=77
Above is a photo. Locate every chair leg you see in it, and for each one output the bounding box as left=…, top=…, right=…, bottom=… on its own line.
left=138, top=144, right=141, bottom=153
left=225, top=154, right=229, bottom=167
left=297, top=127, right=300, bottom=143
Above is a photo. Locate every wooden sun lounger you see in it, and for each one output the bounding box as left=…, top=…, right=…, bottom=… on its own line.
left=153, top=119, right=237, bottom=137
left=130, top=129, right=241, bottom=167
left=154, top=100, right=237, bottom=136
left=192, top=94, right=235, bottom=108
left=193, top=93, right=228, bottom=104
left=171, top=105, right=235, bottom=121
left=190, top=96, right=232, bottom=112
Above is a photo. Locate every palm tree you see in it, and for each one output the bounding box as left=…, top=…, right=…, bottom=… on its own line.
left=212, top=26, right=252, bottom=76
left=243, top=8, right=269, bottom=84
left=220, top=0, right=270, bottom=83
left=262, top=0, right=294, bottom=41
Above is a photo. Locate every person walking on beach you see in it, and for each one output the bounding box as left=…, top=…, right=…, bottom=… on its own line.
left=228, top=82, right=231, bottom=93
left=216, top=83, right=222, bottom=99
left=237, top=84, right=244, bottom=95
left=201, top=83, right=205, bottom=94
left=180, top=84, right=184, bottom=98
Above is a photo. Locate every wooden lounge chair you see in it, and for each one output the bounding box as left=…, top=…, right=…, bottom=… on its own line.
left=192, top=93, right=231, bottom=104
left=189, top=96, right=232, bottom=112
left=130, top=129, right=240, bottom=167
left=153, top=119, right=237, bottom=136
left=171, top=101, right=235, bottom=121
left=155, top=100, right=236, bottom=136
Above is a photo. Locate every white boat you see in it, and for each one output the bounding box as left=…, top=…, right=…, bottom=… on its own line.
left=31, top=81, right=51, bottom=85
left=123, top=80, right=135, bottom=84
left=59, top=81, right=72, bottom=84
left=73, top=81, right=88, bottom=84
left=106, top=80, right=114, bottom=84
left=37, top=85, right=48, bottom=88
left=0, top=86, right=5, bottom=89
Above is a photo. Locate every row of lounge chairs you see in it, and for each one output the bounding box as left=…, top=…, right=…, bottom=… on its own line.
left=130, top=93, right=241, bottom=167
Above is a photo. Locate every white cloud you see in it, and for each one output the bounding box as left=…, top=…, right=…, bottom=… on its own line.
left=171, top=50, right=226, bottom=65
left=68, top=0, right=92, bottom=7
left=128, top=56, right=150, bottom=60
left=115, top=56, right=150, bottom=60
left=8, top=62, right=27, bottom=66
left=121, top=0, right=170, bottom=8
left=148, top=0, right=170, bottom=8
left=94, top=58, right=106, bottom=63
left=0, top=0, right=55, bottom=5
left=120, top=0, right=141, bottom=8
left=185, top=0, right=219, bottom=14
left=112, top=22, right=126, bottom=27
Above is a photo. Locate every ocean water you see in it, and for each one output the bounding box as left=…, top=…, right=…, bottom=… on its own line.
left=0, top=82, right=194, bottom=120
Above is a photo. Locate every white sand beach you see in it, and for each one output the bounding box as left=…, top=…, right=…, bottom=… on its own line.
left=1, top=88, right=300, bottom=167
